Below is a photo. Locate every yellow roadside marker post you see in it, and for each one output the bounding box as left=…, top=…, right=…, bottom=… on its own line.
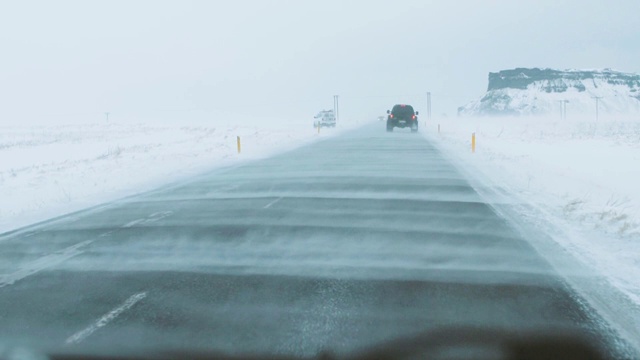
left=472, top=133, right=476, bottom=153
left=237, top=136, right=241, bottom=154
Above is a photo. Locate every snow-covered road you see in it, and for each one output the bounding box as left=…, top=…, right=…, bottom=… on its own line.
left=2, top=116, right=640, bottom=355
left=0, top=123, right=632, bottom=357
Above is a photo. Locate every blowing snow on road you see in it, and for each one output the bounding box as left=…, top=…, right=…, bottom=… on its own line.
left=3, top=0, right=640, bottom=358
left=1, top=123, right=638, bottom=358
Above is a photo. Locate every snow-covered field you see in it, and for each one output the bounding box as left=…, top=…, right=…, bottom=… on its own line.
left=424, top=116, right=640, bottom=308
left=0, top=119, right=354, bottom=234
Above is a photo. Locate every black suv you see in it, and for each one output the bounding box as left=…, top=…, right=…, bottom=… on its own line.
left=386, top=104, right=419, bottom=132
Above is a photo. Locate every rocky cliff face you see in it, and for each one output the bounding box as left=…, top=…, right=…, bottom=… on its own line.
left=459, top=68, right=640, bottom=117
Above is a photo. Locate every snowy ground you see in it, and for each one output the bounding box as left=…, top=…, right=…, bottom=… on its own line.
left=0, top=119, right=358, bottom=234
left=423, top=116, right=640, bottom=308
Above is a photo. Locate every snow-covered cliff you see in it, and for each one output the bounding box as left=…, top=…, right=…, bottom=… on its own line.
left=458, top=68, right=640, bottom=117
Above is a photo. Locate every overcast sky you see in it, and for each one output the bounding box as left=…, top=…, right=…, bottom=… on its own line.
left=1, top=0, right=639, bottom=124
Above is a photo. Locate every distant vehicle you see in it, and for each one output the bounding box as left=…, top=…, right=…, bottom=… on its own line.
left=313, top=110, right=336, bottom=128
left=377, top=116, right=386, bottom=121
left=387, top=104, right=418, bottom=132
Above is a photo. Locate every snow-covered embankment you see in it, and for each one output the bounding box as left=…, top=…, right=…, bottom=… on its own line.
left=424, top=116, right=640, bottom=307
left=0, top=120, right=350, bottom=234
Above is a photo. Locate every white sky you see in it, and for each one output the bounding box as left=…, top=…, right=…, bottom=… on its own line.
left=1, top=0, right=639, bottom=124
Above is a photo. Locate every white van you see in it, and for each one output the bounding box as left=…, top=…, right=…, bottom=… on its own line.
left=313, top=110, right=336, bottom=128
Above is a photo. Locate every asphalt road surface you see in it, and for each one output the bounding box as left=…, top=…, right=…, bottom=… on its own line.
left=0, top=124, right=633, bottom=358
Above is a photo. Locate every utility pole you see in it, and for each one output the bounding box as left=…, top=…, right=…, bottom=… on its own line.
left=557, top=100, right=569, bottom=120
left=104, top=112, right=110, bottom=122
left=592, top=96, right=603, bottom=121
left=333, top=96, right=336, bottom=120
left=426, top=92, right=432, bottom=121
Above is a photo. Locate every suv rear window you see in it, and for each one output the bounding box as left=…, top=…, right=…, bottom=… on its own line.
left=392, top=105, right=415, bottom=117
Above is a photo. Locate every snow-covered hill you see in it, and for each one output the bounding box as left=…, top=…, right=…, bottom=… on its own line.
left=458, top=68, right=640, bottom=117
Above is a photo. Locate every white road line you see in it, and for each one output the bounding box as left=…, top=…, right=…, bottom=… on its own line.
left=263, top=197, right=283, bottom=209
left=0, top=239, right=95, bottom=288
left=122, top=219, right=146, bottom=228
left=148, top=211, right=171, bottom=218
left=65, top=292, right=147, bottom=345
left=146, top=211, right=173, bottom=222
left=122, top=211, right=173, bottom=228
left=1, top=211, right=174, bottom=288
left=205, top=185, right=239, bottom=196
